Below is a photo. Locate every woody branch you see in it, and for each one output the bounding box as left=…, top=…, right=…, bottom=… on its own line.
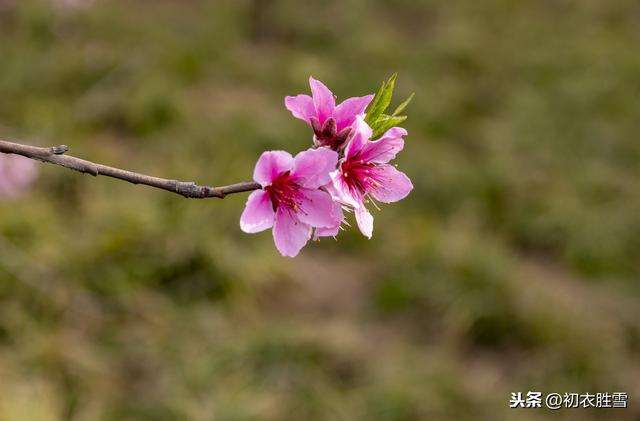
left=0, top=139, right=261, bottom=199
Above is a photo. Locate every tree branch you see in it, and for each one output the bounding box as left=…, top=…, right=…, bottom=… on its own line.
left=0, top=139, right=261, bottom=199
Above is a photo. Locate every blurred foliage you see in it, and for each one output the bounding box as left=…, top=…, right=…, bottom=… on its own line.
left=1, top=0, right=640, bottom=420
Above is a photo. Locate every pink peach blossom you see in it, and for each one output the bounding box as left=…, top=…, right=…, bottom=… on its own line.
left=285, top=77, right=374, bottom=150
left=328, top=116, right=413, bottom=238
left=240, top=148, right=341, bottom=257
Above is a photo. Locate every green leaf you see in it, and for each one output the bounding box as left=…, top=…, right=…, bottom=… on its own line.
left=392, top=92, right=414, bottom=116
left=365, top=73, right=397, bottom=126
left=371, top=115, right=407, bottom=139
left=365, top=73, right=413, bottom=139
left=364, top=81, right=386, bottom=125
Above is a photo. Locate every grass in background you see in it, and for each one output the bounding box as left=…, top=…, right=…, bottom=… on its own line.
left=1, top=0, right=640, bottom=419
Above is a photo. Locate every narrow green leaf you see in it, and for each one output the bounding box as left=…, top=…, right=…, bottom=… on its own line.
left=364, top=81, right=387, bottom=125
left=371, top=114, right=407, bottom=139
left=365, top=73, right=397, bottom=126
left=368, top=82, right=386, bottom=111
left=392, top=92, right=414, bottom=116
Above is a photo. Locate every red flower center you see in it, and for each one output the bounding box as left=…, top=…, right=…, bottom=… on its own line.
left=264, top=171, right=303, bottom=212
left=341, top=158, right=384, bottom=199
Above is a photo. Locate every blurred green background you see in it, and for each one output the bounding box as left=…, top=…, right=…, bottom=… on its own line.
left=1, top=0, right=640, bottom=420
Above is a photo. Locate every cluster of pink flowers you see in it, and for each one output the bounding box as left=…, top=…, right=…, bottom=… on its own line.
left=240, top=77, right=413, bottom=257
left=0, top=154, right=38, bottom=199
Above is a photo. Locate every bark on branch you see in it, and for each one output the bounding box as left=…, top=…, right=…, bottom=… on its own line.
left=0, top=139, right=261, bottom=199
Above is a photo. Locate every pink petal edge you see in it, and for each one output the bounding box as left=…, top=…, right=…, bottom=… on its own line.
left=355, top=206, right=374, bottom=239
left=273, top=207, right=312, bottom=257
left=295, top=188, right=340, bottom=229
left=359, top=126, right=407, bottom=164
left=309, top=77, right=336, bottom=124
left=291, top=148, right=338, bottom=189
left=369, top=164, right=413, bottom=203
left=313, top=201, right=344, bottom=240
left=253, top=150, right=294, bottom=186
left=240, top=190, right=275, bottom=233
left=333, top=95, right=374, bottom=132
left=284, top=94, right=315, bottom=124
left=344, top=115, right=373, bottom=160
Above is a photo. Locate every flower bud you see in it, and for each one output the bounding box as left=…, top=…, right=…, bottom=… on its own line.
left=321, top=117, right=337, bottom=139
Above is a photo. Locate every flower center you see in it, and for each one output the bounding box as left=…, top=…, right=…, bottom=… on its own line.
left=341, top=158, right=385, bottom=199
left=311, top=117, right=352, bottom=151
left=264, top=171, right=303, bottom=212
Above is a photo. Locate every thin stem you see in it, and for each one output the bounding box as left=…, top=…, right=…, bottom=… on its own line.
left=0, top=139, right=261, bottom=199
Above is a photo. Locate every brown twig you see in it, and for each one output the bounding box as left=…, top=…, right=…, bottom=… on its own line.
left=0, top=139, right=261, bottom=199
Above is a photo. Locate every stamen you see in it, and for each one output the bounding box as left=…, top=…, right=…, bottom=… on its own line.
left=265, top=171, right=307, bottom=213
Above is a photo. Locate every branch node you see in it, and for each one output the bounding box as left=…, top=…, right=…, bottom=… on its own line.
left=50, top=145, right=69, bottom=155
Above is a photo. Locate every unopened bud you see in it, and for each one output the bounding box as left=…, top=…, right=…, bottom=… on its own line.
left=321, top=117, right=337, bottom=139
